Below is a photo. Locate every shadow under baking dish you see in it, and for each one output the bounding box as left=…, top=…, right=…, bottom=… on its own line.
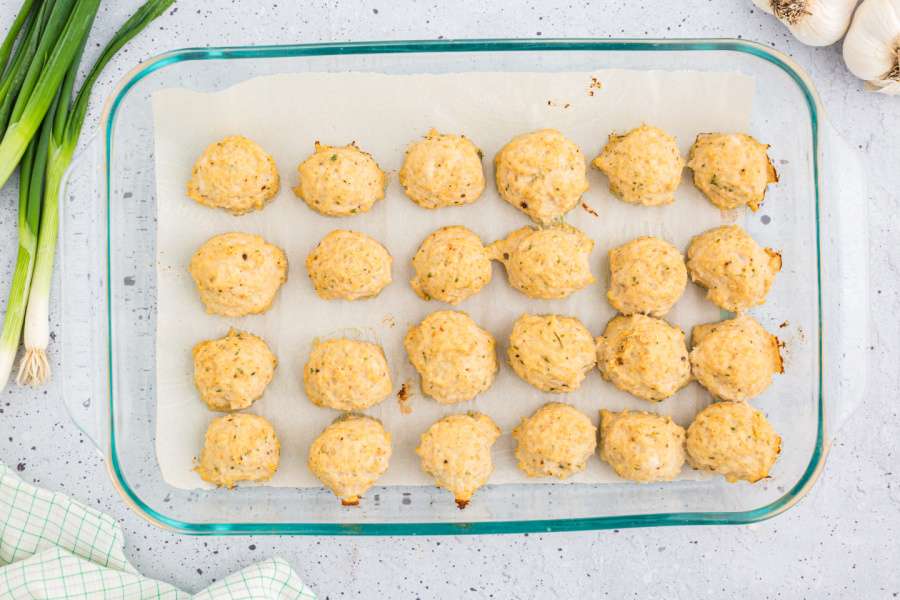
left=63, top=39, right=834, bottom=535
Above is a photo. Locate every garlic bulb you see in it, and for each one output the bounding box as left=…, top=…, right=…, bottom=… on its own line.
left=753, top=0, right=858, bottom=46
left=843, top=0, right=900, bottom=94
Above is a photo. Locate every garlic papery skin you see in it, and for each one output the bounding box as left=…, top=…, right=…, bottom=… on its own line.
left=753, top=0, right=858, bottom=46
left=843, top=0, right=900, bottom=94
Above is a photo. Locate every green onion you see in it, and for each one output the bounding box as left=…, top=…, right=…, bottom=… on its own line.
left=13, top=28, right=87, bottom=388
left=17, top=0, right=175, bottom=387
left=0, top=1, right=51, bottom=134
left=0, top=0, right=36, bottom=76
left=0, top=92, right=55, bottom=390
left=0, top=0, right=99, bottom=190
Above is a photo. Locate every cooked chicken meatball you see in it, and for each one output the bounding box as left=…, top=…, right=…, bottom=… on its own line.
left=305, top=230, right=392, bottom=300
left=599, top=410, right=686, bottom=483
left=186, top=135, right=280, bottom=215
left=189, top=232, right=287, bottom=317
left=690, top=315, right=783, bottom=402
left=410, top=226, right=492, bottom=305
left=307, top=414, right=392, bottom=505
left=686, top=401, right=781, bottom=483
left=596, top=314, right=691, bottom=402
left=592, top=125, right=684, bottom=206
left=507, top=314, right=596, bottom=393
left=294, top=142, right=387, bottom=216
left=192, top=329, right=277, bottom=412
left=403, top=310, right=498, bottom=404
left=303, top=338, right=392, bottom=411
left=487, top=223, right=595, bottom=299
left=687, top=133, right=778, bottom=211
left=494, top=129, right=589, bottom=224
left=195, top=413, right=280, bottom=488
left=512, top=403, right=597, bottom=479
left=607, top=236, right=687, bottom=317
left=399, top=129, right=485, bottom=208
left=416, top=412, right=500, bottom=508
left=687, top=224, right=782, bottom=313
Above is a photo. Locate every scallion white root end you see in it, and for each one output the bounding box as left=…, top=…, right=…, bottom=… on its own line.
left=17, top=266, right=50, bottom=386
left=16, top=346, right=48, bottom=386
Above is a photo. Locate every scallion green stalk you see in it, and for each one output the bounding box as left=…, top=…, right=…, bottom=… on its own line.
left=0, top=1, right=51, bottom=134
left=17, top=0, right=176, bottom=387
left=9, top=1, right=80, bottom=121
left=0, top=0, right=98, bottom=190
left=0, top=0, right=36, bottom=77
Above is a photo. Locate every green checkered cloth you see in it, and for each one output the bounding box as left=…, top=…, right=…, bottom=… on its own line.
left=0, top=463, right=316, bottom=599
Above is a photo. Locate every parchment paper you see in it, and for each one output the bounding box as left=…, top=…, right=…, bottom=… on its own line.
left=152, top=69, right=754, bottom=490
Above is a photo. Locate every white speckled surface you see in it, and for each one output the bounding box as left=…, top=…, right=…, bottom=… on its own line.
left=0, top=1, right=897, bottom=597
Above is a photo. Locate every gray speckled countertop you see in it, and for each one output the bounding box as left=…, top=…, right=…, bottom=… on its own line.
left=0, top=1, right=898, bottom=597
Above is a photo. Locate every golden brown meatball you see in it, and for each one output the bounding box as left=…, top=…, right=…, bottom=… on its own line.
left=512, top=403, right=597, bottom=479
left=599, top=410, right=686, bottom=483
left=494, top=129, right=589, bottom=224
left=303, top=338, right=392, bottom=411
left=188, top=232, right=287, bottom=317
left=686, top=401, right=781, bottom=483
left=294, top=142, right=387, bottom=216
left=592, top=125, right=684, bottom=206
left=690, top=315, right=783, bottom=402
left=305, top=230, right=392, bottom=300
left=399, top=129, right=485, bottom=208
left=416, top=412, right=500, bottom=508
left=686, top=224, right=782, bottom=313
left=403, top=311, right=498, bottom=404
left=187, top=135, right=280, bottom=215
left=687, top=133, right=777, bottom=211
left=507, top=314, right=596, bottom=393
left=307, top=415, right=392, bottom=505
left=596, top=314, right=691, bottom=402
left=607, top=236, right=687, bottom=317
left=487, top=223, right=595, bottom=299
left=410, top=226, right=492, bottom=305
left=195, top=413, right=280, bottom=488
left=192, top=329, right=277, bottom=412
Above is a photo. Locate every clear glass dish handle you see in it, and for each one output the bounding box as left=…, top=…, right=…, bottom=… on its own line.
left=820, top=122, right=869, bottom=440
left=58, top=134, right=108, bottom=456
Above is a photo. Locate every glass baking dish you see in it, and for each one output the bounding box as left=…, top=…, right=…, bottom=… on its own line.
left=58, top=39, right=869, bottom=535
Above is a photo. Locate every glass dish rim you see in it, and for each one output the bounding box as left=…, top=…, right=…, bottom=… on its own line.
left=102, top=37, right=826, bottom=535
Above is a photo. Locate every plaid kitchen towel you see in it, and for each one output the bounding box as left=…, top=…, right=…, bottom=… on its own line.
left=0, top=463, right=316, bottom=599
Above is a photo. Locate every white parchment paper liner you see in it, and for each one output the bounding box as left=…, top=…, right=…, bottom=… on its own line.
left=152, top=69, right=753, bottom=490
